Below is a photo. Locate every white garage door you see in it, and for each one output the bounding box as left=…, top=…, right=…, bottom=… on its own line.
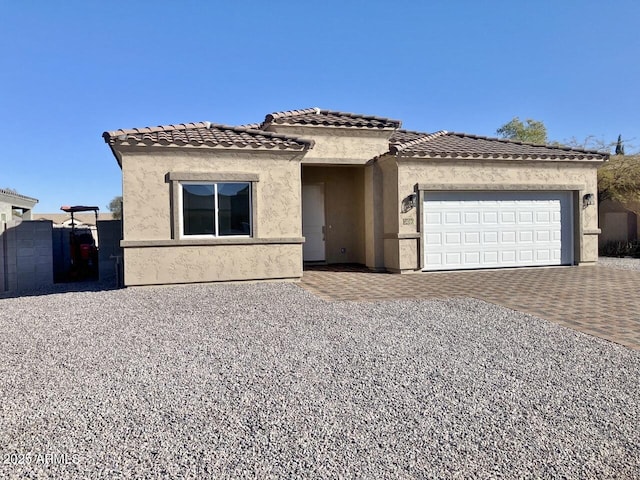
left=423, top=191, right=573, bottom=271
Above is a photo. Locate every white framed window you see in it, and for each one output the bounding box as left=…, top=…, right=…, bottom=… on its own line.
left=180, top=182, right=252, bottom=237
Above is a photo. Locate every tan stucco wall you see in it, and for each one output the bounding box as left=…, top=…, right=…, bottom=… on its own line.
left=379, top=156, right=602, bottom=272
left=121, top=148, right=304, bottom=240
left=123, top=244, right=301, bottom=286
left=364, top=162, right=385, bottom=270
left=302, top=166, right=365, bottom=264
left=118, top=147, right=305, bottom=285
left=265, top=125, right=393, bottom=165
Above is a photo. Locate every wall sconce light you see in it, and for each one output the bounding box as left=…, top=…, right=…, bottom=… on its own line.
left=582, top=193, right=595, bottom=209
left=401, top=193, right=417, bottom=213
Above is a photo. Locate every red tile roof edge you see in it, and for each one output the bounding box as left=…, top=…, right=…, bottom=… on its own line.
left=390, top=131, right=609, bottom=160
left=262, top=107, right=402, bottom=129
left=102, top=122, right=315, bottom=150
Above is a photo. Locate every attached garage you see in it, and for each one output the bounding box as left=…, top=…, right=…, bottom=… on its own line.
left=422, top=191, right=574, bottom=271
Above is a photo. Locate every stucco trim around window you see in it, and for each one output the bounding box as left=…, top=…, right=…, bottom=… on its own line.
left=168, top=172, right=259, bottom=239
left=120, top=237, right=305, bottom=248
left=168, top=172, right=259, bottom=182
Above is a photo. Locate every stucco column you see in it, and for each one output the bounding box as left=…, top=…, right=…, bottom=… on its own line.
left=364, top=162, right=384, bottom=269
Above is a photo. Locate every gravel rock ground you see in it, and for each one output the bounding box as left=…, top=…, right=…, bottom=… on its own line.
left=0, top=283, right=638, bottom=479
left=598, top=256, right=640, bottom=271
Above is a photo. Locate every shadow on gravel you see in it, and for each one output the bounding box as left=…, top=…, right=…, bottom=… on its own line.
left=0, top=279, right=121, bottom=300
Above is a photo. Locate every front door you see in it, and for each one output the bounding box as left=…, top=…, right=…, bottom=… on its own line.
left=302, top=184, right=325, bottom=262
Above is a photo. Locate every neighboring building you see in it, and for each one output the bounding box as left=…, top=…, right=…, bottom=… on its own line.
left=599, top=199, right=639, bottom=248
left=0, top=188, right=38, bottom=224
left=33, top=212, right=114, bottom=246
left=103, top=108, right=607, bottom=286
left=33, top=212, right=114, bottom=227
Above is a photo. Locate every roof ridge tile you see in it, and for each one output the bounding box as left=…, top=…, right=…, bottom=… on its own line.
left=262, top=107, right=401, bottom=129
left=265, top=108, right=320, bottom=123
left=390, top=130, right=448, bottom=152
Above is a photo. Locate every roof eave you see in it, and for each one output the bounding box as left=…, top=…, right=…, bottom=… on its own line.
left=392, top=151, right=608, bottom=162
left=107, top=142, right=314, bottom=153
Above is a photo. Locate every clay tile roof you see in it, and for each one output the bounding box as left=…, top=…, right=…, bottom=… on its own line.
left=102, top=122, right=314, bottom=151
left=389, top=130, right=609, bottom=161
left=263, top=107, right=402, bottom=129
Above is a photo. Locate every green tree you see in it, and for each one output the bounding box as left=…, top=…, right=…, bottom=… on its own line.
left=615, top=134, right=625, bottom=155
left=496, top=117, right=548, bottom=144
left=107, top=195, right=123, bottom=220
left=598, top=155, right=640, bottom=215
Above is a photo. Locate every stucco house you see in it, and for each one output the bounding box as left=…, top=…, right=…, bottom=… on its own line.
left=103, top=108, right=607, bottom=286
left=0, top=188, right=38, bottom=224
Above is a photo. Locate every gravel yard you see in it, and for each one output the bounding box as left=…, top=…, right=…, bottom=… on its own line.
left=0, top=282, right=638, bottom=479
left=598, top=256, right=640, bottom=272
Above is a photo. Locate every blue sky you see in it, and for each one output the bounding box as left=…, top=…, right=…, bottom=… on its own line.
left=1, top=1, right=639, bottom=213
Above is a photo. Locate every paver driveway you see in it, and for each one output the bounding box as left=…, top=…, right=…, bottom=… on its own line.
left=300, top=265, right=640, bottom=350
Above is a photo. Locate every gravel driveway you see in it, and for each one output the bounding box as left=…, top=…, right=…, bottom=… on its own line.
left=1, top=282, right=638, bottom=479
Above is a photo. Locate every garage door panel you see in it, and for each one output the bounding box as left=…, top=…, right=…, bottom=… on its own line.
left=501, top=231, right=516, bottom=243
left=518, top=211, right=533, bottom=223
left=536, top=230, right=551, bottom=241
left=426, top=253, right=442, bottom=266
left=444, top=213, right=462, bottom=225
left=464, top=212, right=480, bottom=224
left=501, top=211, right=516, bottom=223
left=483, top=251, right=499, bottom=264
left=483, top=212, right=498, bottom=224
left=445, top=252, right=462, bottom=265
left=444, top=232, right=461, bottom=245
left=519, top=250, right=534, bottom=262
left=425, top=233, right=442, bottom=245
left=501, top=250, right=516, bottom=262
left=465, top=232, right=480, bottom=244
left=536, top=211, right=551, bottom=223
left=425, top=212, right=442, bottom=225
left=536, top=250, right=551, bottom=261
left=423, top=191, right=573, bottom=271
left=483, top=231, right=498, bottom=244
left=519, top=230, right=534, bottom=242
left=464, top=252, right=480, bottom=264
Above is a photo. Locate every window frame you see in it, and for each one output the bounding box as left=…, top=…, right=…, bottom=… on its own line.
left=179, top=181, right=252, bottom=238
left=168, top=172, right=259, bottom=240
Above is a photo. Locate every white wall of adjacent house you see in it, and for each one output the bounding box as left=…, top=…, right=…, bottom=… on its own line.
left=422, top=191, right=573, bottom=271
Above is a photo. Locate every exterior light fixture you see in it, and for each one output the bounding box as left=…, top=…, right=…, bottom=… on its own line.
left=401, top=193, right=417, bottom=213
left=582, top=193, right=595, bottom=209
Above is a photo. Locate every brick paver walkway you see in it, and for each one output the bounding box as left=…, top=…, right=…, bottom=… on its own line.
left=300, top=265, right=640, bottom=350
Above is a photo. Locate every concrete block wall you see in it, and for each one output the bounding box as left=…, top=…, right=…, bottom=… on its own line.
left=0, top=220, right=54, bottom=293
